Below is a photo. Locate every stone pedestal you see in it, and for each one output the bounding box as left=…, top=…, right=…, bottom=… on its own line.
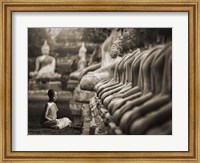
left=29, top=80, right=62, bottom=91
left=70, top=103, right=83, bottom=129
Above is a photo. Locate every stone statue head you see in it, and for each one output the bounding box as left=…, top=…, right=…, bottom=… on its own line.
left=41, top=40, right=50, bottom=56
left=79, top=42, right=87, bottom=54
left=121, top=28, right=137, bottom=52
left=110, top=37, right=123, bottom=58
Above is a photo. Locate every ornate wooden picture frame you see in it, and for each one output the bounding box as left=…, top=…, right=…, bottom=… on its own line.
left=0, top=0, right=199, bottom=162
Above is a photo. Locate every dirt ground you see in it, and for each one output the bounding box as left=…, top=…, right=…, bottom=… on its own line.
left=28, top=112, right=81, bottom=135
left=28, top=126, right=81, bottom=135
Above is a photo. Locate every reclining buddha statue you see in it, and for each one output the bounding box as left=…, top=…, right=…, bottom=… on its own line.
left=29, top=40, right=61, bottom=80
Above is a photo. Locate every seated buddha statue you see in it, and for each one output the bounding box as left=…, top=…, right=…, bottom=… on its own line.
left=80, top=29, right=122, bottom=91
left=79, top=29, right=122, bottom=82
left=116, top=43, right=172, bottom=134
left=96, top=29, right=140, bottom=103
left=29, top=40, right=61, bottom=80
left=69, top=42, right=87, bottom=80
left=127, top=44, right=172, bottom=135
left=112, top=45, right=164, bottom=124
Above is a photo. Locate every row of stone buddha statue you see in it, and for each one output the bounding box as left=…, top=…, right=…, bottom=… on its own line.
left=79, top=28, right=172, bottom=135
left=28, top=28, right=172, bottom=134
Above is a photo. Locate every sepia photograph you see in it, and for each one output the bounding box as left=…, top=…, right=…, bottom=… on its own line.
left=1, top=0, right=199, bottom=160
left=28, top=28, right=172, bottom=135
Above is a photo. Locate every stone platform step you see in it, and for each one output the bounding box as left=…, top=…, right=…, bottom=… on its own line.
left=28, top=90, right=72, bottom=101
left=29, top=81, right=62, bottom=92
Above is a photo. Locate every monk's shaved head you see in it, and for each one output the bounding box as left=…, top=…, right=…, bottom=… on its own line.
left=48, top=89, right=57, bottom=98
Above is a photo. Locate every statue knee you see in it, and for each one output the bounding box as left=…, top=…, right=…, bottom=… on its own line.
left=129, top=117, right=147, bottom=135
left=103, top=95, right=113, bottom=107
left=80, top=77, right=95, bottom=91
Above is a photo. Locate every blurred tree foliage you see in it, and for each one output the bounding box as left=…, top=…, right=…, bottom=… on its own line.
left=56, top=28, right=82, bottom=43
left=81, top=28, right=112, bottom=43
left=28, top=28, right=111, bottom=58
left=28, top=28, right=111, bottom=71
left=56, top=28, right=111, bottom=43
left=28, top=28, right=50, bottom=58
